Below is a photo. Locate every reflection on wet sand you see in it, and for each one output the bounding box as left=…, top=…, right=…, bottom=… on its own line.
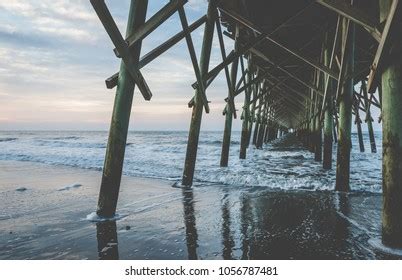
left=93, top=187, right=393, bottom=260
left=96, top=221, right=119, bottom=260
left=182, top=187, right=198, bottom=260
left=221, top=192, right=235, bottom=260
left=240, top=194, right=253, bottom=260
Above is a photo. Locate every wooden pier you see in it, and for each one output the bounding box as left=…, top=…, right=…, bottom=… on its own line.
left=90, top=0, right=402, bottom=249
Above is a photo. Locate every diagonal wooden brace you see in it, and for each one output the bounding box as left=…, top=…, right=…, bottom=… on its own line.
left=216, top=17, right=237, bottom=119
left=106, top=15, right=207, bottom=89
left=177, top=6, right=210, bottom=113
left=90, top=0, right=152, bottom=100
left=367, top=0, right=401, bottom=93
left=191, top=33, right=266, bottom=90
left=316, top=0, right=381, bottom=42
left=113, top=0, right=188, bottom=58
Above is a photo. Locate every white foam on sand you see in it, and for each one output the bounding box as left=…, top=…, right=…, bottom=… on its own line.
left=58, top=183, right=82, bottom=191
left=85, top=212, right=127, bottom=222
left=368, top=238, right=402, bottom=256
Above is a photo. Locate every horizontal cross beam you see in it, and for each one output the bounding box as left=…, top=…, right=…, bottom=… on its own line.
left=91, top=0, right=152, bottom=100
left=250, top=47, right=324, bottom=96
left=106, top=15, right=207, bottom=89
left=219, top=7, right=339, bottom=80
left=114, top=0, right=188, bottom=57
left=191, top=32, right=267, bottom=89
left=367, top=0, right=401, bottom=92
left=316, top=0, right=381, bottom=42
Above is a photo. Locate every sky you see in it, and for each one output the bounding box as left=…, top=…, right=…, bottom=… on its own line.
left=0, top=0, right=381, bottom=132
left=0, top=0, right=244, bottom=131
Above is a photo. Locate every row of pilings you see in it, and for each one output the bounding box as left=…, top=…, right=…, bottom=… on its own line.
left=296, top=0, right=402, bottom=249
left=91, top=0, right=402, bottom=250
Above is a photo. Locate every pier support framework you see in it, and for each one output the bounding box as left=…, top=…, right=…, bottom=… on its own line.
left=182, top=0, right=217, bottom=185
left=90, top=0, right=402, bottom=249
left=96, top=0, right=148, bottom=217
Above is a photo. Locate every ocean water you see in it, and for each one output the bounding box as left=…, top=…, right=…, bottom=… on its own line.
left=0, top=130, right=382, bottom=192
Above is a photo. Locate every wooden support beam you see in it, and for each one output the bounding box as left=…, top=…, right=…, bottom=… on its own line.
left=314, top=73, right=323, bottom=162
left=335, top=19, right=355, bottom=192
left=182, top=0, right=217, bottom=186
left=247, top=69, right=258, bottom=147
left=91, top=0, right=152, bottom=100
left=323, top=30, right=335, bottom=169
left=192, top=32, right=267, bottom=90
left=380, top=0, right=402, bottom=248
left=106, top=15, right=206, bottom=89
left=361, top=80, right=377, bottom=153
left=219, top=7, right=339, bottom=80
left=315, top=0, right=381, bottom=42
left=249, top=65, right=311, bottom=105
left=334, top=17, right=351, bottom=104
left=320, top=16, right=341, bottom=121
left=94, top=0, right=148, bottom=218
left=354, top=91, right=381, bottom=109
left=114, top=0, right=188, bottom=57
left=240, top=56, right=251, bottom=159
left=235, top=68, right=248, bottom=91
left=250, top=47, right=325, bottom=96
left=252, top=88, right=264, bottom=146
left=256, top=97, right=268, bottom=149
left=216, top=16, right=237, bottom=118
left=353, top=95, right=365, bottom=153
left=220, top=24, right=240, bottom=167
left=178, top=6, right=210, bottom=113
left=367, top=0, right=401, bottom=93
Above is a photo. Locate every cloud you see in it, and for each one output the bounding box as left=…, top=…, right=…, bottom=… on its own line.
left=187, top=0, right=208, bottom=11
left=0, top=0, right=100, bottom=43
left=0, top=0, right=235, bottom=130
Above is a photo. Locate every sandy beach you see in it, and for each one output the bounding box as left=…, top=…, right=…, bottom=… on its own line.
left=0, top=159, right=398, bottom=260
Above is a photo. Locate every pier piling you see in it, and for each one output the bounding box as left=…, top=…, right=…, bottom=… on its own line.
left=182, top=0, right=217, bottom=185
left=335, top=20, right=355, bottom=193
left=380, top=0, right=402, bottom=248
left=362, top=80, right=377, bottom=153
left=323, top=38, right=334, bottom=170
left=220, top=25, right=239, bottom=167
left=96, top=0, right=148, bottom=217
left=240, top=58, right=252, bottom=159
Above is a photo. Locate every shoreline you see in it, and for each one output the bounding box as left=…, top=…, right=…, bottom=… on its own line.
left=0, top=160, right=396, bottom=260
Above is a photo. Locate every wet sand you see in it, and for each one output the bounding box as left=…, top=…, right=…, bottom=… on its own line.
left=0, top=160, right=399, bottom=260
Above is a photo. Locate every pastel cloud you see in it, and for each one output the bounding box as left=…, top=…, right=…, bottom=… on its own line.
left=0, top=0, right=240, bottom=131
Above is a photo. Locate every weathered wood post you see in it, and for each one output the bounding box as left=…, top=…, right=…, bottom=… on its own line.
left=247, top=72, right=257, bottom=147
left=182, top=1, right=217, bottom=186
left=97, top=0, right=148, bottom=217
left=240, top=58, right=252, bottom=159
left=264, top=121, right=270, bottom=144
left=256, top=96, right=267, bottom=149
left=314, top=69, right=323, bottom=162
left=315, top=113, right=322, bottom=161
left=309, top=91, right=316, bottom=153
left=220, top=24, right=239, bottom=167
left=354, top=99, right=365, bottom=152
left=335, top=19, right=355, bottom=192
left=333, top=112, right=338, bottom=143
left=253, top=93, right=262, bottom=146
left=323, top=41, right=333, bottom=170
left=361, top=80, right=377, bottom=153
left=380, top=0, right=402, bottom=248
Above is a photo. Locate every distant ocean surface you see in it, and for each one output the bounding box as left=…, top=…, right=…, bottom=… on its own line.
left=0, top=131, right=382, bottom=192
